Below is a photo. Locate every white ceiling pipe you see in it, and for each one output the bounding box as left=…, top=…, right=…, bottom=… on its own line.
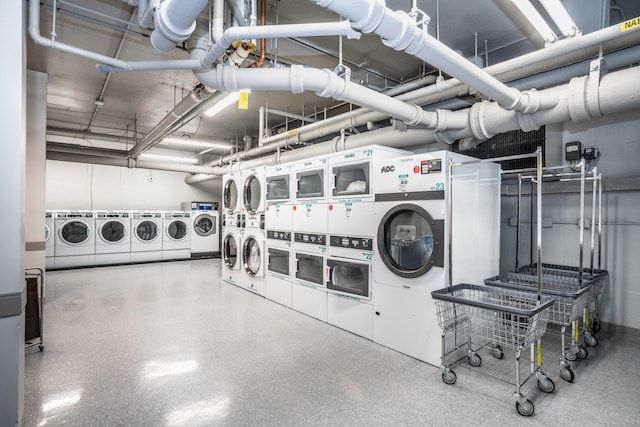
left=212, top=0, right=225, bottom=42
left=311, top=0, right=539, bottom=113
left=195, top=65, right=439, bottom=127
left=47, top=142, right=130, bottom=159
left=150, top=0, right=209, bottom=54
left=226, top=0, right=249, bottom=27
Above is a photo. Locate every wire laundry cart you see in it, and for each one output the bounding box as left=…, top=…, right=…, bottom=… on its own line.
left=432, top=283, right=555, bottom=416
left=25, top=267, right=45, bottom=352
left=485, top=270, right=594, bottom=382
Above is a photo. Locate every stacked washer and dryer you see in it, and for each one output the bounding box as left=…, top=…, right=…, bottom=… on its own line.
left=94, top=211, right=130, bottom=265
left=53, top=210, right=95, bottom=268
left=221, top=170, right=243, bottom=286
left=239, top=166, right=267, bottom=295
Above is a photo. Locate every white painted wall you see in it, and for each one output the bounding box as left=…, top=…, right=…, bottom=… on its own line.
left=46, top=161, right=222, bottom=211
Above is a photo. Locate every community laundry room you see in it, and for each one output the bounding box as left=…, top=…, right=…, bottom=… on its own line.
left=3, top=0, right=640, bottom=425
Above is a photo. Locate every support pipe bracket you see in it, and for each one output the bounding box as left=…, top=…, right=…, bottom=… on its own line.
left=587, top=58, right=606, bottom=118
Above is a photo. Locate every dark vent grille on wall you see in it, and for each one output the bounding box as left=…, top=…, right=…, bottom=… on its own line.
left=455, top=127, right=545, bottom=170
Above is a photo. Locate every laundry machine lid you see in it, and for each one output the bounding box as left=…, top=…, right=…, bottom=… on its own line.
left=243, top=174, right=262, bottom=214
left=100, top=220, right=127, bottom=243
left=223, top=179, right=238, bottom=212
left=242, top=236, right=262, bottom=276
left=377, top=203, right=444, bottom=278
left=59, top=220, right=91, bottom=245
left=166, top=219, right=188, bottom=241
left=135, top=220, right=159, bottom=242
left=194, top=214, right=216, bottom=237
left=223, top=233, right=238, bottom=268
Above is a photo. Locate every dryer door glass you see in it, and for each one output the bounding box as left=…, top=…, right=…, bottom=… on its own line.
left=61, top=220, right=91, bottom=244
left=194, top=215, right=215, bottom=236
left=377, top=204, right=444, bottom=278
left=266, top=175, right=289, bottom=201
left=168, top=220, right=188, bottom=240
left=101, top=220, right=126, bottom=243
left=243, top=237, right=262, bottom=276
left=267, top=247, right=290, bottom=276
left=244, top=175, right=262, bottom=214
left=223, top=179, right=238, bottom=212
left=296, top=170, right=324, bottom=199
left=295, top=252, right=324, bottom=285
left=332, top=162, right=370, bottom=197
left=223, top=234, right=238, bottom=268
left=327, top=258, right=370, bottom=299
left=136, top=220, right=158, bottom=241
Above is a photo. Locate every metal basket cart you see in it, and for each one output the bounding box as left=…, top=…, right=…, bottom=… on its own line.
left=25, top=267, right=45, bottom=352
left=432, top=283, right=555, bottom=417
left=516, top=263, right=609, bottom=345
left=485, top=271, right=592, bottom=382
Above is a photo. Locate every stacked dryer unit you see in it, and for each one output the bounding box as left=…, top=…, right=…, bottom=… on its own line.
left=53, top=210, right=95, bottom=268
left=221, top=170, right=243, bottom=286
left=239, top=166, right=267, bottom=295
left=130, top=211, right=163, bottom=263
left=264, top=164, right=295, bottom=307
left=325, top=145, right=410, bottom=339
left=291, top=156, right=330, bottom=321
left=45, top=210, right=54, bottom=270
left=162, top=211, right=191, bottom=260
left=372, top=151, right=501, bottom=366
left=94, top=210, right=131, bottom=265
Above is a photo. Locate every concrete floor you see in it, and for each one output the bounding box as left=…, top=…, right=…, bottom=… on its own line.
left=24, top=259, right=640, bottom=426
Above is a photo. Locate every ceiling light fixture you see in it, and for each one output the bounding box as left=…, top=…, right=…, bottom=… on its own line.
left=538, top=0, right=580, bottom=37
left=510, top=0, right=557, bottom=44
left=162, top=136, right=233, bottom=150
left=139, top=153, right=199, bottom=164
left=204, top=90, right=251, bottom=117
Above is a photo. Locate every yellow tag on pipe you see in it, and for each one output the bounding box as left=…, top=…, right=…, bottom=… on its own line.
left=237, top=90, right=250, bottom=110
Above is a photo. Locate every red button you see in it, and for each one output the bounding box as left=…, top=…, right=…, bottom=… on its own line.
left=413, top=165, right=420, bottom=174
left=328, top=204, right=333, bottom=211
left=293, top=205, right=297, bottom=211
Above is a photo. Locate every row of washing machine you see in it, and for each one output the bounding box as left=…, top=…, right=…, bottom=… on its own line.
left=220, top=145, right=502, bottom=367
left=44, top=204, right=220, bottom=270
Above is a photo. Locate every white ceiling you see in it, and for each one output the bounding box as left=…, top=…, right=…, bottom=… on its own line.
left=27, top=0, right=638, bottom=161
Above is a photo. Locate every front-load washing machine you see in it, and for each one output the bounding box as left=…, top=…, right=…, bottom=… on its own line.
left=292, top=231, right=328, bottom=322
left=326, top=234, right=375, bottom=340
left=265, top=229, right=293, bottom=308
left=130, top=211, right=163, bottom=263
left=240, top=213, right=266, bottom=295
left=372, top=151, right=501, bottom=365
left=191, top=207, right=219, bottom=257
left=292, top=156, right=328, bottom=235
left=45, top=210, right=54, bottom=270
left=54, top=210, right=95, bottom=268
left=162, top=211, right=191, bottom=260
left=221, top=227, right=242, bottom=286
left=94, top=210, right=130, bottom=265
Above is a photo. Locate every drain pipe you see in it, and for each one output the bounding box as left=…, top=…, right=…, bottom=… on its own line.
left=150, top=0, right=209, bottom=54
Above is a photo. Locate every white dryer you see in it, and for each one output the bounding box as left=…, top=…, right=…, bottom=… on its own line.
left=292, top=156, right=328, bottom=235
left=45, top=210, right=54, bottom=270
left=292, top=231, right=328, bottom=322
left=240, top=213, right=266, bottom=296
left=53, top=210, right=95, bottom=269
left=265, top=163, right=293, bottom=206
left=221, top=227, right=242, bottom=286
left=130, top=211, right=163, bottom=263
left=265, top=229, right=293, bottom=308
left=162, top=211, right=191, bottom=260
left=242, top=165, right=266, bottom=218
left=95, top=211, right=130, bottom=265
left=372, top=151, right=501, bottom=366
left=222, top=170, right=243, bottom=231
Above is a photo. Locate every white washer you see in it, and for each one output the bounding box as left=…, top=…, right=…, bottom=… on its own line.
left=53, top=210, right=95, bottom=269
left=45, top=210, right=54, bottom=270
left=292, top=232, right=328, bottom=322
left=292, top=156, right=328, bottom=234
left=162, top=211, right=191, bottom=260
left=221, top=227, right=242, bottom=286
left=240, top=213, right=266, bottom=296
left=265, top=229, right=293, bottom=308
left=94, top=211, right=130, bottom=265
left=192, top=208, right=220, bottom=257
left=130, top=211, right=163, bottom=263
left=372, top=151, right=501, bottom=366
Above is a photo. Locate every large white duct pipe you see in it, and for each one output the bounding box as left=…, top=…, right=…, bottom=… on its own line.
left=150, top=0, right=209, bottom=54
left=186, top=63, right=640, bottom=183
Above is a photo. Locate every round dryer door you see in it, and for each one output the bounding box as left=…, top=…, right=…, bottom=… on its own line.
left=100, top=220, right=127, bottom=244
left=377, top=203, right=444, bottom=278
left=45, top=224, right=51, bottom=242
left=136, top=220, right=158, bottom=242
left=223, top=234, right=238, bottom=268
left=167, top=220, right=188, bottom=241
left=243, top=174, right=262, bottom=214
left=194, top=214, right=216, bottom=237
left=60, top=220, right=91, bottom=245
left=242, top=236, right=262, bottom=276
left=223, top=179, right=238, bottom=212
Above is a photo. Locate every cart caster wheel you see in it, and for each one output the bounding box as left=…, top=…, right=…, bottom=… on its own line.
left=584, top=333, right=599, bottom=347
left=564, top=347, right=577, bottom=361
left=442, top=369, right=457, bottom=385
left=592, top=319, right=601, bottom=333
left=38, top=345, right=44, bottom=352
left=491, top=345, right=504, bottom=360
left=468, top=353, right=482, bottom=367
left=537, top=377, right=555, bottom=393
left=516, top=399, right=535, bottom=416
left=577, top=346, right=588, bottom=359
left=560, top=366, right=575, bottom=383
